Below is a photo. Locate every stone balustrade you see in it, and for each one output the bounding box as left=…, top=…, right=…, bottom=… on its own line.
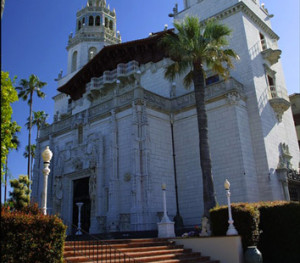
left=40, top=76, right=244, bottom=139
left=86, top=61, right=139, bottom=94
left=205, top=77, right=244, bottom=101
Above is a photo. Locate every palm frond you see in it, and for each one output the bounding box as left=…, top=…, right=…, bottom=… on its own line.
left=36, top=90, right=46, bottom=98
left=183, top=71, right=194, bottom=89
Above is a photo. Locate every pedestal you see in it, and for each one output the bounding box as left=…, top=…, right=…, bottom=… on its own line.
left=157, top=221, right=175, bottom=238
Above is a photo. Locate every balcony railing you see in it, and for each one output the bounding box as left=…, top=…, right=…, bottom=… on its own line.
left=267, top=85, right=291, bottom=122
left=260, top=39, right=278, bottom=51
left=205, top=77, right=244, bottom=101
left=86, top=60, right=139, bottom=100
left=260, top=39, right=281, bottom=65
left=268, top=85, right=289, bottom=100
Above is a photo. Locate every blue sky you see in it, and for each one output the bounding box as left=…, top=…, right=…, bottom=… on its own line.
left=1, top=0, right=299, bottom=201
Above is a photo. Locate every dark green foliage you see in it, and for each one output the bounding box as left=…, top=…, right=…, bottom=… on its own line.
left=9, top=175, right=31, bottom=209
left=1, top=71, right=21, bottom=176
left=210, top=203, right=259, bottom=250
left=1, top=204, right=67, bottom=263
left=257, top=201, right=300, bottom=263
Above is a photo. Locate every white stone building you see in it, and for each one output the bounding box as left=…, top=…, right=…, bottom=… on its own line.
left=32, top=0, right=299, bottom=234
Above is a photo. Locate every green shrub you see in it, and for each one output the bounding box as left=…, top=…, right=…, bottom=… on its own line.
left=1, top=204, right=67, bottom=263
left=9, top=175, right=31, bottom=209
left=210, top=203, right=259, bottom=250
left=257, top=201, right=300, bottom=263
left=210, top=201, right=300, bottom=263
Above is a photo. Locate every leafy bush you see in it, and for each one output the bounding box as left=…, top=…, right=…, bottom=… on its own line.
left=210, top=203, right=259, bottom=250
left=1, top=204, right=67, bottom=263
left=257, top=201, right=300, bottom=263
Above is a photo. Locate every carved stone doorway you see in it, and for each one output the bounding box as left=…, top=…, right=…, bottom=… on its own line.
left=73, top=177, right=91, bottom=234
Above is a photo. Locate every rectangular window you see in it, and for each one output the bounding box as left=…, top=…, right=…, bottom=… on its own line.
left=267, top=75, right=276, bottom=98
left=260, top=33, right=267, bottom=51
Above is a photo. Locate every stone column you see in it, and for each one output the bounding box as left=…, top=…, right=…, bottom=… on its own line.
left=130, top=98, right=151, bottom=231
left=106, top=110, right=120, bottom=232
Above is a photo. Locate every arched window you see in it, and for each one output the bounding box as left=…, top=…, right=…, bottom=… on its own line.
left=105, top=17, right=108, bottom=27
left=89, top=16, right=94, bottom=26
left=82, top=17, right=85, bottom=26
left=71, top=51, right=78, bottom=72
left=109, top=20, right=113, bottom=30
left=78, top=20, right=81, bottom=31
left=96, top=0, right=100, bottom=6
left=88, top=47, right=97, bottom=61
left=95, top=16, right=100, bottom=26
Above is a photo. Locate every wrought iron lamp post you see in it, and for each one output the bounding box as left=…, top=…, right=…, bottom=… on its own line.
left=224, top=179, right=238, bottom=235
left=41, top=146, right=53, bottom=215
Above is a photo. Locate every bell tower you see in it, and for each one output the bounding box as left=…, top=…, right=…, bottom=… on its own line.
left=66, top=0, right=121, bottom=75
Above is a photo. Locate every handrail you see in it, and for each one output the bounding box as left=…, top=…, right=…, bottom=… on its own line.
left=65, top=222, right=140, bottom=263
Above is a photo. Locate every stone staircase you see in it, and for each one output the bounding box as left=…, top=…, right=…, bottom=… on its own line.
left=64, top=238, right=219, bottom=263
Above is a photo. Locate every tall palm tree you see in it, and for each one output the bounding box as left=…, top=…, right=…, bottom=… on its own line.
left=23, top=144, right=36, bottom=182
left=17, top=75, right=46, bottom=183
left=26, top=110, right=49, bottom=141
left=161, top=17, right=239, bottom=219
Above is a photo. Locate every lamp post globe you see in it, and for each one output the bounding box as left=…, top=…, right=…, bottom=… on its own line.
left=224, top=179, right=230, bottom=190
left=41, top=146, right=53, bottom=215
left=42, top=146, right=53, bottom=163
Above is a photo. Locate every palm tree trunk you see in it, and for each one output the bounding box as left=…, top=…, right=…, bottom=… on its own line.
left=36, top=127, right=39, bottom=141
left=193, top=64, right=217, bottom=218
left=4, top=157, right=8, bottom=202
left=31, top=155, right=34, bottom=185
left=27, top=92, right=33, bottom=187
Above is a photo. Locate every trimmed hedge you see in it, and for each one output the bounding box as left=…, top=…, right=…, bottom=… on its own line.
left=210, top=203, right=259, bottom=250
left=1, top=204, right=67, bottom=263
left=210, top=201, right=300, bottom=263
left=257, top=201, right=300, bottom=263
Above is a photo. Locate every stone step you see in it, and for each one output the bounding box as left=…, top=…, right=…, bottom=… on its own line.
left=134, top=253, right=209, bottom=262
left=65, top=248, right=193, bottom=259
left=64, top=242, right=175, bottom=251
left=151, top=261, right=219, bottom=263
left=64, top=255, right=93, bottom=262
left=118, top=245, right=184, bottom=252
left=66, top=252, right=210, bottom=263
left=64, top=238, right=219, bottom=263
left=65, top=246, right=187, bottom=255
left=65, top=238, right=169, bottom=246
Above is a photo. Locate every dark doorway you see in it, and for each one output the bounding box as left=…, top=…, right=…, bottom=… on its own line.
left=73, top=177, right=91, bottom=234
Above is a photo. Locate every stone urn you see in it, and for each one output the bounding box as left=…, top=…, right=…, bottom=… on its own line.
left=244, top=246, right=263, bottom=263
